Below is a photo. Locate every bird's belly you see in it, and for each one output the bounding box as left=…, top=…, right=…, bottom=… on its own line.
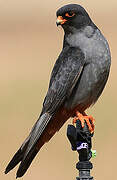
left=64, top=61, right=109, bottom=111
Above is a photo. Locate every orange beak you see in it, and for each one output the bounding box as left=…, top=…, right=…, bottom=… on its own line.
left=56, top=16, right=67, bottom=26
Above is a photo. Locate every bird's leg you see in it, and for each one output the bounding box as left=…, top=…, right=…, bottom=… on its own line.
left=72, top=111, right=95, bottom=133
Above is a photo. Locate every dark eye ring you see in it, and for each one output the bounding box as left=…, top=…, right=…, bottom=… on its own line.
left=65, top=12, right=75, bottom=17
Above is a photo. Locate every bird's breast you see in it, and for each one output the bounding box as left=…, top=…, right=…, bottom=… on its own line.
left=64, top=28, right=111, bottom=111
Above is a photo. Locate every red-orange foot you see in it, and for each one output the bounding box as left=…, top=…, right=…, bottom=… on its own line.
left=72, top=111, right=95, bottom=134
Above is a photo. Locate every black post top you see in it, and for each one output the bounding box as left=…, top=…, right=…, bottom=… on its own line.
left=67, top=120, right=95, bottom=180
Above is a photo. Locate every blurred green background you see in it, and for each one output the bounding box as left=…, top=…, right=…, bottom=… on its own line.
left=0, top=0, right=117, bottom=180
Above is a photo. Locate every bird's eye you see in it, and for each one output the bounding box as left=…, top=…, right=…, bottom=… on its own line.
left=65, top=12, right=75, bottom=17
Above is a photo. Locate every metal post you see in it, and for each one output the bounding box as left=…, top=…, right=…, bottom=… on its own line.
left=67, top=120, right=96, bottom=180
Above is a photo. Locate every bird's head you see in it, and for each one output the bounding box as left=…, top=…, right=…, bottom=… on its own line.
left=56, top=4, right=92, bottom=33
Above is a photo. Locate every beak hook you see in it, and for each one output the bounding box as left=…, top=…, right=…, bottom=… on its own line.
left=56, top=16, right=67, bottom=26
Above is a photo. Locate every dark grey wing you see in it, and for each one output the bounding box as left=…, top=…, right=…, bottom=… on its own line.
left=26, top=46, right=85, bottom=152
left=23, top=46, right=85, bottom=156
left=11, top=47, right=85, bottom=177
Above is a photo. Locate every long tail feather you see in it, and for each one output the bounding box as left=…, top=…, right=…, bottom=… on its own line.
left=5, top=113, right=52, bottom=178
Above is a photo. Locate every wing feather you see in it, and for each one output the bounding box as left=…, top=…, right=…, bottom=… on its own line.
left=24, top=47, right=85, bottom=160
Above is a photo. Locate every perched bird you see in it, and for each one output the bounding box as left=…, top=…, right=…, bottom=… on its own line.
left=5, top=4, right=111, bottom=178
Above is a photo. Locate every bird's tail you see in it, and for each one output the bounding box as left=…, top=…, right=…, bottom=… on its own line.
left=5, top=113, right=52, bottom=178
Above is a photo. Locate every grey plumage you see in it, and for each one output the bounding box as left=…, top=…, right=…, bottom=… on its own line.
left=5, top=4, right=111, bottom=178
